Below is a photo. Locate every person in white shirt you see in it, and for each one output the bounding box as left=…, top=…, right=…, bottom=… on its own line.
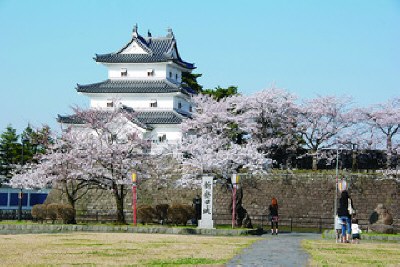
left=351, top=218, right=362, bottom=244
left=335, top=215, right=343, bottom=243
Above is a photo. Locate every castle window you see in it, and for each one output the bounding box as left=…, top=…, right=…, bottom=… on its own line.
left=158, top=134, right=167, bottom=143
left=189, top=105, right=193, bottom=112
left=121, top=68, right=127, bottom=77
left=178, top=102, right=182, bottom=109
left=107, top=102, right=114, bottom=108
left=169, top=71, right=172, bottom=78
left=150, top=100, right=157, bottom=108
left=175, top=73, right=178, bottom=80
left=147, top=69, right=154, bottom=77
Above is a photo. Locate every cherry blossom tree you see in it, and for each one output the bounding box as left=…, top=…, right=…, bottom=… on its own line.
left=10, top=130, right=95, bottom=224
left=11, top=105, right=152, bottom=224
left=297, top=95, right=353, bottom=170
left=359, top=97, right=400, bottom=169
left=234, top=87, right=298, bottom=168
left=179, top=94, right=267, bottom=184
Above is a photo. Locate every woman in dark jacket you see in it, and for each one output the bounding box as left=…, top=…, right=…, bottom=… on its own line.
left=269, top=197, right=279, bottom=235
left=337, top=190, right=355, bottom=243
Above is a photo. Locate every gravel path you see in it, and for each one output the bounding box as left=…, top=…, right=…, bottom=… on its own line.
left=227, top=232, right=320, bottom=267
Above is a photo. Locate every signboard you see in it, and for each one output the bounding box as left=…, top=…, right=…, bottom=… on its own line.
left=198, top=176, right=214, bottom=229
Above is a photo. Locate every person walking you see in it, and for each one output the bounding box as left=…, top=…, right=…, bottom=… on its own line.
left=337, top=190, right=355, bottom=243
left=268, top=197, right=279, bottom=235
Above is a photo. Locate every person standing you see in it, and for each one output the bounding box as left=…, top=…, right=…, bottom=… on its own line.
left=337, top=190, right=355, bottom=243
left=269, top=197, right=279, bottom=235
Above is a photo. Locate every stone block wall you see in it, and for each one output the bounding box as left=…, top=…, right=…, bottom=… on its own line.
left=214, top=174, right=399, bottom=229
left=45, top=174, right=399, bottom=228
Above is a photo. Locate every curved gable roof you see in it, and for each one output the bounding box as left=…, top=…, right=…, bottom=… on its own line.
left=94, top=27, right=195, bottom=69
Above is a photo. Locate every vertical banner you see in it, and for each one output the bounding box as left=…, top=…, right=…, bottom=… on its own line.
left=198, top=176, right=214, bottom=229
left=338, top=178, right=347, bottom=192
left=132, top=172, right=137, bottom=226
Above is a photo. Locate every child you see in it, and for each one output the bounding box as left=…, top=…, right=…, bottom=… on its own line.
left=351, top=218, right=362, bottom=244
left=334, top=215, right=342, bottom=243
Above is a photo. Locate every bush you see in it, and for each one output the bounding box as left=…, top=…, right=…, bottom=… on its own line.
left=31, top=204, right=47, bottom=223
left=46, top=203, right=59, bottom=223
left=137, top=205, right=156, bottom=224
left=155, top=204, right=169, bottom=223
left=167, top=204, right=195, bottom=226
left=58, top=204, right=75, bottom=224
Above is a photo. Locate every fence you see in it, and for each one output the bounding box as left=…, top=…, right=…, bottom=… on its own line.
left=0, top=209, right=33, bottom=220
left=1, top=209, right=396, bottom=233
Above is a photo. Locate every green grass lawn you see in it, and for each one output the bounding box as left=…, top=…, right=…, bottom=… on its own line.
left=302, top=239, right=400, bottom=266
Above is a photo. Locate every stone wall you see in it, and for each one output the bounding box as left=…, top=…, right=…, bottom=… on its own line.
left=46, top=174, right=400, bottom=228
left=218, top=174, right=399, bottom=228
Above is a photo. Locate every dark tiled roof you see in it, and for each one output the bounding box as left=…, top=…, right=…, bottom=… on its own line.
left=76, top=79, right=195, bottom=95
left=95, top=33, right=195, bottom=69
left=136, top=111, right=184, bottom=124
left=57, top=115, right=85, bottom=124
left=58, top=110, right=187, bottom=127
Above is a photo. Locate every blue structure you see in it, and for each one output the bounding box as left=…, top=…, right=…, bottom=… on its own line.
left=0, top=188, right=49, bottom=210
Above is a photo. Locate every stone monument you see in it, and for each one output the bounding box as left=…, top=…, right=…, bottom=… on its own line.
left=368, top=203, right=394, bottom=234
left=198, top=176, right=214, bottom=229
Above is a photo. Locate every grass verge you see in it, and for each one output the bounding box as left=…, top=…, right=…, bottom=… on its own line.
left=302, top=239, right=400, bottom=266
left=0, top=232, right=259, bottom=266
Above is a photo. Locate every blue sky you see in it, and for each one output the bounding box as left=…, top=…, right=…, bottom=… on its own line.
left=0, top=0, right=399, bottom=134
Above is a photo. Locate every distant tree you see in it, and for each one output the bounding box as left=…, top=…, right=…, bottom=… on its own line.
left=0, top=125, right=20, bottom=184
left=297, top=96, right=353, bottom=170
left=179, top=94, right=266, bottom=184
left=182, top=72, right=203, bottom=93
left=202, top=85, right=239, bottom=101
left=359, top=97, right=400, bottom=169
left=234, top=88, right=299, bottom=167
left=21, top=124, right=52, bottom=157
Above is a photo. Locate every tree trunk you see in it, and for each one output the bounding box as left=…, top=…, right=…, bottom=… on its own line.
left=352, top=150, right=358, bottom=172
left=66, top=193, right=77, bottom=224
left=64, top=181, right=77, bottom=224
left=312, top=150, right=318, bottom=170
left=113, top=184, right=126, bottom=224
left=386, top=135, right=392, bottom=169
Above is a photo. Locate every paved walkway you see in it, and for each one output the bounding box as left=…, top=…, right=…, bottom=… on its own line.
left=227, top=232, right=320, bottom=267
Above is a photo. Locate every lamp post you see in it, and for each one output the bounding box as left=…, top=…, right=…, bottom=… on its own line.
left=333, top=148, right=339, bottom=231
left=352, top=144, right=358, bottom=172
left=131, top=172, right=137, bottom=226
left=231, top=174, right=239, bottom=228
left=18, top=137, right=27, bottom=221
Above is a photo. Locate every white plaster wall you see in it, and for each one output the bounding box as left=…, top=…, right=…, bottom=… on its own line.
left=105, top=62, right=186, bottom=83
left=89, top=94, right=176, bottom=110
left=166, top=65, right=182, bottom=83
left=149, top=124, right=182, bottom=142
left=120, top=41, right=148, bottom=54
left=107, top=63, right=167, bottom=79
left=174, top=96, right=192, bottom=113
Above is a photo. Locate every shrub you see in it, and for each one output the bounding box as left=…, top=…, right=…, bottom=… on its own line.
left=58, top=204, right=75, bottom=224
left=46, top=203, right=59, bottom=223
left=155, top=204, right=169, bottom=223
left=31, top=204, right=47, bottom=223
left=137, top=205, right=156, bottom=224
left=168, top=204, right=195, bottom=226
